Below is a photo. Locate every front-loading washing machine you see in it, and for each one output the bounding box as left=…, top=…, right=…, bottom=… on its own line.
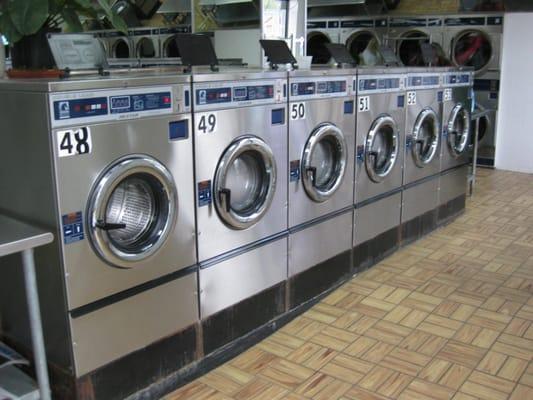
left=354, top=67, right=407, bottom=272
left=401, top=68, right=443, bottom=244
left=387, top=16, right=444, bottom=67
left=442, top=14, right=503, bottom=78
left=129, top=27, right=160, bottom=58
left=193, top=69, right=288, bottom=355
left=339, top=17, right=380, bottom=65
left=438, top=68, right=473, bottom=225
left=287, top=68, right=356, bottom=308
left=307, top=18, right=341, bottom=65
left=0, top=73, right=199, bottom=390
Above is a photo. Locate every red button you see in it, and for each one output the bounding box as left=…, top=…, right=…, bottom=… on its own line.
left=163, top=96, right=171, bottom=104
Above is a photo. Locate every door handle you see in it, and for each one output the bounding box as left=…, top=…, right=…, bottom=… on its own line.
left=219, top=188, right=231, bottom=213
left=96, top=220, right=126, bottom=231
left=368, top=151, right=379, bottom=169
left=306, top=167, right=317, bottom=187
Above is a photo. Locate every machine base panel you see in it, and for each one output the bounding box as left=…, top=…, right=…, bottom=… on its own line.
left=353, top=227, right=400, bottom=273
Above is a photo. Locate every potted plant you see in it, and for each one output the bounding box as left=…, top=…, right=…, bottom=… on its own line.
left=0, top=0, right=127, bottom=69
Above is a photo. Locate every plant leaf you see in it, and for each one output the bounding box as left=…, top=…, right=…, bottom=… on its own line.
left=72, top=0, right=93, bottom=9
left=61, top=7, right=83, bottom=32
left=8, top=0, right=49, bottom=36
left=0, top=11, right=22, bottom=43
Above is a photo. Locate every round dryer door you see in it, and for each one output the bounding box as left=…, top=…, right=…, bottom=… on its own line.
left=398, top=30, right=430, bottom=67
left=346, top=30, right=378, bottom=62
left=307, top=32, right=332, bottom=64
left=452, top=30, right=492, bottom=73
left=163, top=35, right=180, bottom=58
left=470, top=103, right=490, bottom=145
left=214, top=136, right=277, bottom=230
left=87, top=155, right=177, bottom=268
left=365, top=115, right=399, bottom=183
left=302, top=123, right=348, bottom=203
left=447, top=103, right=471, bottom=157
left=112, top=38, right=131, bottom=59
left=412, top=107, right=440, bottom=167
left=136, top=37, right=156, bottom=58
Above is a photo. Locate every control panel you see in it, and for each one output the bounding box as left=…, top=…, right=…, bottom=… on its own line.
left=289, top=76, right=353, bottom=101
left=50, top=85, right=190, bottom=128
left=194, top=79, right=285, bottom=111
left=357, top=75, right=405, bottom=94
left=406, top=74, right=441, bottom=89
left=444, top=73, right=472, bottom=87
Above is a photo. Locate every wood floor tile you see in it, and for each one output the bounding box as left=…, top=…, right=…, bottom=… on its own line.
left=439, top=364, right=472, bottom=390
left=437, top=341, right=487, bottom=368
left=509, top=384, right=533, bottom=400
left=476, top=351, right=508, bottom=375
left=399, top=379, right=455, bottom=400
left=497, top=356, right=528, bottom=382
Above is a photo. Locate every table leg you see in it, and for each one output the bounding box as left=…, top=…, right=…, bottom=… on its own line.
left=22, top=248, right=51, bottom=400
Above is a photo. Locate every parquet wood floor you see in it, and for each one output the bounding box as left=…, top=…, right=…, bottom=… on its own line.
left=166, top=169, right=533, bottom=400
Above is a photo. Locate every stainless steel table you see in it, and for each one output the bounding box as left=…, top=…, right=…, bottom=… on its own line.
left=0, top=215, right=54, bottom=400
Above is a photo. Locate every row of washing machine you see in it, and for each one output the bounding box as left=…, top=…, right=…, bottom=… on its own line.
left=0, top=65, right=472, bottom=399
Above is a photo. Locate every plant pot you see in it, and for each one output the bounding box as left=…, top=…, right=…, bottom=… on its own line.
left=11, top=28, right=57, bottom=70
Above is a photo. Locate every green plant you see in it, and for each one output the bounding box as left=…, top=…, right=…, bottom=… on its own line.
left=0, top=0, right=127, bottom=43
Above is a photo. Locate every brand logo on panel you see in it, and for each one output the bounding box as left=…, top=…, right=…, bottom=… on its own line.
left=58, top=101, right=70, bottom=119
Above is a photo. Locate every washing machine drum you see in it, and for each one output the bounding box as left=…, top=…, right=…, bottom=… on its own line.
left=398, top=30, right=429, bottom=67
left=113, top=38, right=130, bottom=58
left=163, top=35, right=180, bottom=58
left=307, top=32, right=332, bottom=64
left=137, top=37, right=156, bottom=58
left=365, top=115, right=399, bottom=183
left=412, top=107, right=440, bottom=167
left=302, top=123, right=347, bottom=203
left=347, top=31, right=378, bottom=62
left=447, top=103, right=471, bottom=157
left=88, top=155, right=177, bottom=268
left=453, top=30, right=492, bottom=72
left=214, top=136, right=277, bottom=230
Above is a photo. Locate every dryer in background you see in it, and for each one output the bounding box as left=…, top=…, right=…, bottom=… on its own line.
left=0, top=73, right=199, bottom=384
left=443, top=14, right=503, bottom=78
left=129, top=27, right=160, bottom=58
left=307, top=18, right=341, bottom=65
left=287, top=68, right=355, bottom=308
left=354, top=67, right=406, bottom=272
left=193, top=69, right=288, bottom=355
left=339, top=17, right=380, bottom=65
left=104, top=30, right=133, bottom=59
left=159, top=26, right=191, bottom=59
left=438, top=69, right=473, bottom=225
left=387, top=16, right=444, bottom=67
left=472, top=70, right=500, bottom=167
left=401, top=68, right=443, bottom=244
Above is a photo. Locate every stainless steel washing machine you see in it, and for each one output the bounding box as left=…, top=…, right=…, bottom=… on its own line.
left=0, top=73, right=199, bottom=382
left=387, top=16, right=444, bottom=67
left=307, top=18, right=341, bottom=65
left=441, top=69, right=474, bottom=172
left=339, top=18, right=380, bottom=64
left=287, top=68, right=355, bottom=307
left=193, top=69, right=288, bottom=322
left=353, top=67, right=406, bottom=271
left=443, top=14, right=503, bottom=77
left=401, top=68, right=443, bottom=244
left=129, top=27, right=160, bottom=58
left=472, top=70, right=500, bottom=166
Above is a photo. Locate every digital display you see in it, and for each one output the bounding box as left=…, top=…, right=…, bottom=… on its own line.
left=317, top=80, right=347, bottom=94
left=110, top=92, right=171, bottom=114
left=378, top=78, right=400, bottom=90
left=409, top=76, right=439, bottom=87
left=233, top=87, right=247, bottom=100
left=110, top=96, right=130, bottom=110
left=197, top=88, right=232, bottom=105
left=359, top=79, right=377, bottom=91
left=248, top=85, right=274, bottom=100
left=291, top=82, right=315, bottom=96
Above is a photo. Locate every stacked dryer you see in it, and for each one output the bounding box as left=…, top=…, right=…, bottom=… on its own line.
left=354, top=68, right=406, bottom=271
left=401, top=68, right=443, bottom=244
left=307, top=18, right=341, bottom=64
left=339, top=17, right=386, bottom=65
left=193, top=69, right=288, bottom=354
left=438, top=68, right=474, bottom=225
left=287, top=68, right=356, bottom=308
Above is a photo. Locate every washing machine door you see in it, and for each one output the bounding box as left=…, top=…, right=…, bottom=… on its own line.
left=447, top=103, right=471, bottom=157
left=365, top=115, right=399, bottom=183
left=87, top=155, right=177, bottom=268
left=452, top=30, right=492, bottom=74
left=214, top=136, right=277, bottom=230
left=302, top=123, right=348, bottom=203
left=398, top=30, right=429, bottom=66
left=412, top=107, right=440, bottom=167
left=346, top=30, right=378, bottom=62
left=307, top=31, right=332, bottom=64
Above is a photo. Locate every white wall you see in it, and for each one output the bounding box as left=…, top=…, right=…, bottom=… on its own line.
left=495, top=13, right=533, bottom=173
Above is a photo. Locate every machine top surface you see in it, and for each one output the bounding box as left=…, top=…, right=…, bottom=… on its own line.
left=191, top=67, right=286, bottom=83
left=0, top=70, right=190, bottom=93
left=288, top=66, right=357, bottom=78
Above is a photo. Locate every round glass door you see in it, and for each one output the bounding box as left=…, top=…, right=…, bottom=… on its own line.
left=163, top=35, right=180, bottom=58
left=412, top=107, right=440, bottom=167
left=365, top=115, right=399, bottom=183
left=214, top=136, right=277, bottom=230
left=87, top=155, right=177, bottom=268
left=347, top=31, right=378, bottom=63
left=307, top=32, right=332, bottom=64
left=301, top=123, right=348, bottom=203
left=136, top=38, right=155, bottom=58
left=453, top=30, right=492, bottom=73
left=113, top=39, right=130, bottom=59
left=447, top=103, right=471, bottom=157
left=398, top=30, right=429, bottom=66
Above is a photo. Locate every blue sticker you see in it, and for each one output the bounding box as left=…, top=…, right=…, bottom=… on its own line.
left=406, top=135, right=413, bottom=149
left=356, top=145, right=365, bottom=163
left=198, top=180, right=212, bottom=207
left=397, top=95, right=405, bottom=108
left=489, top=92, right=498, bottom=100
left=62, top=212, right=84, bottom=244
left=290, top=160, right=300, bottom=182
left=169, top=120, right=189, bottom=140
left=438, top=91, right=443, bottom=103
left=272, top=108, right=285, bottom=125
left=344, top=100, right=354, bottom=114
